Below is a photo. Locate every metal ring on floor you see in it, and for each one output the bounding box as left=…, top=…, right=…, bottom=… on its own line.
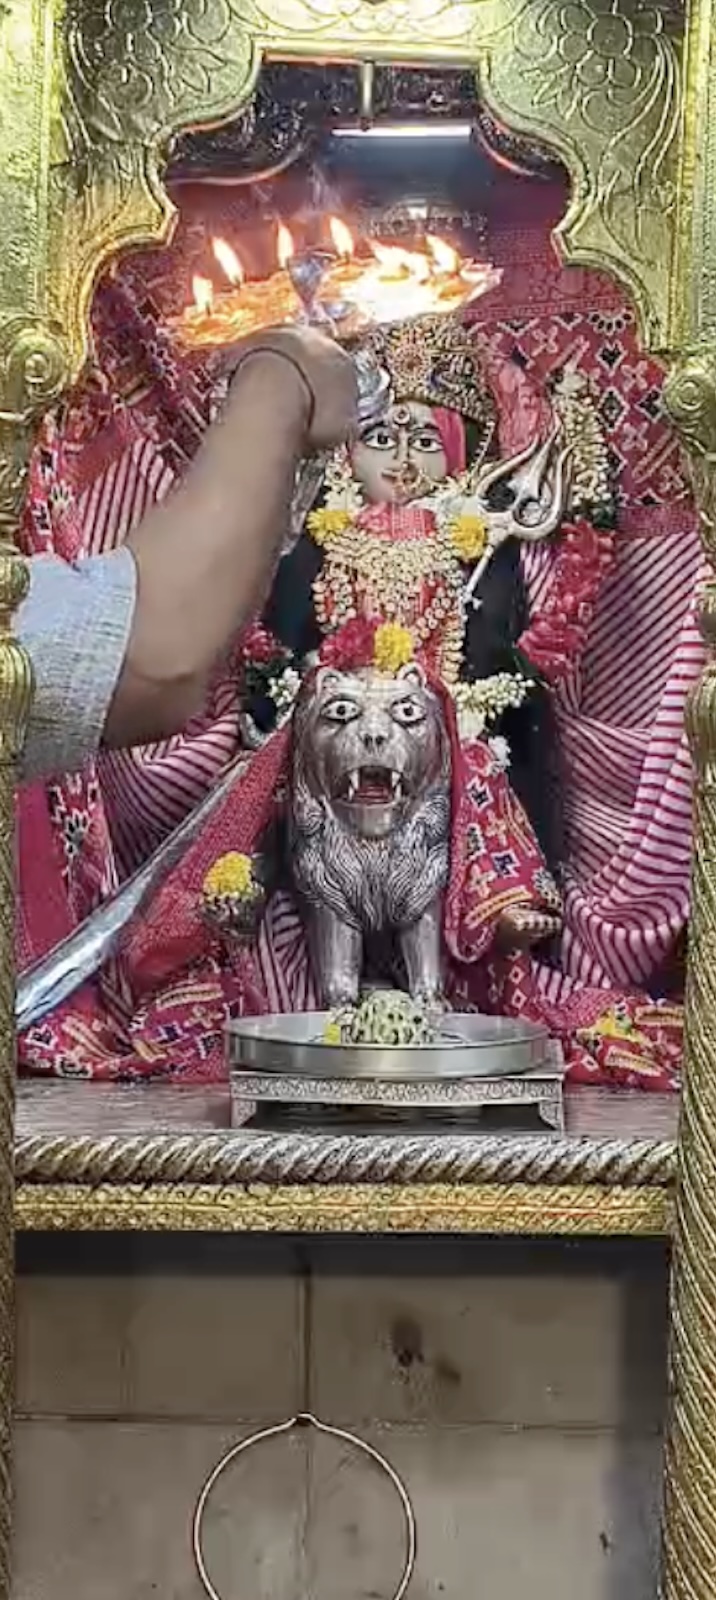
left=192, top=1410, right=417, bottom=1600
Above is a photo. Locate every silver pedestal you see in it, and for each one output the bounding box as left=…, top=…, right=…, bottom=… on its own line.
left=226, top=1013, right=566, bottom=1133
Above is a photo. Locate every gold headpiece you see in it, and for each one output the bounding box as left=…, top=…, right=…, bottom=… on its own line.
left=361, top=315, right=496, bottom=437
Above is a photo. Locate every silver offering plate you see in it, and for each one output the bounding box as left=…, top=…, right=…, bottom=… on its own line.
left=227, top=1013, right=566, bottom=1133
left=227, top=1011, right=549, bottom=1080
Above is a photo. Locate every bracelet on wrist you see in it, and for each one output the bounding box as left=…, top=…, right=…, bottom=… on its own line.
left=232, top=347, right=315, bottom=431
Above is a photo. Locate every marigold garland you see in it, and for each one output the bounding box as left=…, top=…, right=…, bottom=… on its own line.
left=449, top=512, right=488, bottom=563
left=373, top=622, right=414, bottom=673
left=203, top=852, right=258, bottom=901
left=307, top=508, right=353, bottom=546
left=237, top=509, right=616, bottom=723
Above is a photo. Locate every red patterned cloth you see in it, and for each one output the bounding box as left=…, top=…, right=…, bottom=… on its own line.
left=20, top=602, right=681, bottom=1089
left=16, top=179, right=693, bottom=1088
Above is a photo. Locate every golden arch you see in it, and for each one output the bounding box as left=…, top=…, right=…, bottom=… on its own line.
left=0, top=4, right=714, bottom=1600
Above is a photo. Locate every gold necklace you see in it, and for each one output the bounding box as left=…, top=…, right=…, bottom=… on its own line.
left=312, top=516, right=466, bottom=684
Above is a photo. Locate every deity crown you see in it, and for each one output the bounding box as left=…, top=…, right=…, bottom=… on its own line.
left=360, top=315, right=497, bottom=435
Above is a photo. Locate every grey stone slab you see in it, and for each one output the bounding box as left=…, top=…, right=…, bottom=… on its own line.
left=13, top=1421, right=305, bottom=1600
left=123, top=1271, right=304, bottom=1420
left=309, top=1258, right=667, bottom=1428
left=306, top=1425, right=662, bottom=1600
left=16, top=1276, right=129, bottom=1417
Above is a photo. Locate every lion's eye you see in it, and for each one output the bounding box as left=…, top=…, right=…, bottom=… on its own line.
left=323, top=698, right=361, bottom=724
left=392, top=697, right=426, bottom=727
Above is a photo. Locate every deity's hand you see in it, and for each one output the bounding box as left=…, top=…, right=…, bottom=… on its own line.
left=494, top=904, right=562, bottom=951
left=215, top=326, right=358, bottom=452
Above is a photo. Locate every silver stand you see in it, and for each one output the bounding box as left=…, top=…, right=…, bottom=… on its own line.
left=227, top=1014, right=566, bottom=1133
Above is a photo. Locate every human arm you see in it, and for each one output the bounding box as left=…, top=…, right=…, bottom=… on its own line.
left=108, top=332, right=355, bottom=746
left=15, top=330, right=357, bottom=781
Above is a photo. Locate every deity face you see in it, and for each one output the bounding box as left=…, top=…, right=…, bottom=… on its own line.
left=350, top=400, right=449, bottom=505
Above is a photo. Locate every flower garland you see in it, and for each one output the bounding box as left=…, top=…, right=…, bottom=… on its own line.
left=236, top=622, right=301, bottom=722
left=452, top=673, right=534, bottom=743
left=516, top=518, right=617, bottom=683
left=237, top=615, right=536, bottom=778
left=201, top=850, right=265, bottom=938
left=308, top=497, right=489, bottom=568
left=318, top=617, right=415, bottom=674
left=237, top=508, right=615, bottom=728
left=239, top=396, right=618, bottom=727
left=307, top=508, right=353, bottom=545
left=204, top=851, right=258, bottom=901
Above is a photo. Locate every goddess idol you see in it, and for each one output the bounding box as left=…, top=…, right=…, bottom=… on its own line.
left=15, top=284, right=685, bottom=1091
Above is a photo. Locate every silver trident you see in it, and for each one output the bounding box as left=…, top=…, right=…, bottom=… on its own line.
left=462, top=429, right=572, bottom=607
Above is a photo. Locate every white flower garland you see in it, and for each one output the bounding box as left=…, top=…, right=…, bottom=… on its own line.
left=451, top=672, right=533, bottom=745
left=267, top=667, right=302, bottom=718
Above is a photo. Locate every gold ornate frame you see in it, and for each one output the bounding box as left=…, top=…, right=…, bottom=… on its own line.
left=0, top=0, right=712, bottom=1593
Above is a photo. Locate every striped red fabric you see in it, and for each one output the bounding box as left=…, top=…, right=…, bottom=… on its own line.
left=81, top=436, right=702, bottom=997
left=14, top=182, right=700, bottom=1085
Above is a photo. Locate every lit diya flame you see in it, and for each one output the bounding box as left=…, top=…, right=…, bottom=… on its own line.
left=371, top=242, right=432, bottom=283
left=325, top=233, right=501, bottom=323
left=174, top=221, right=501, bottom=349
left=329, top=216, right=354, bottom=259
left=277, top=222, right=294, bottom=269
left=212, top=237, right=244, bottom=285
left=192, top=275, right=214, bottom=316
left=426, top=234, right=458, bottom=273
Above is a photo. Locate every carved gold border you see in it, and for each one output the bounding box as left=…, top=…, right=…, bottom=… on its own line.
left=12, top=1126, right=675, bottom=1236
left=0, top=0, right=700, bottom=1596
left=48, top=0, right=683, bottom=381
left=13, top=1128, right=675, bottom=1189
left=13, top=1179, right=672, bottom=1236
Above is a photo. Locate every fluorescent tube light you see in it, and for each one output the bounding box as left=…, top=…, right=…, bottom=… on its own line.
left=331, top=122, right=473, bottom=140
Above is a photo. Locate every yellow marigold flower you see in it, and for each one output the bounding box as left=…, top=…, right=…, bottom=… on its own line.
left=450, top=513, right=488, bottom=563
left=203, top=852, right=257, bottom=900
left=307, top=508, right=352, bottom=546
left=588, top=1009, right=634, bottom=1042
left=322, top=1021, right=342, bottom=1045
left=373, top=622, right=414, bottom=673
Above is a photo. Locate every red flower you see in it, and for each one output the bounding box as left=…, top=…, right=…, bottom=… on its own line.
left=319, top=618, right=378, bottom=671
left=238, top=621, right=284, bottom=665
left=518, top=518, right=617, bottom=685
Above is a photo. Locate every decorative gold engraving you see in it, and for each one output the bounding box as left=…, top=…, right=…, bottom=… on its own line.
left=0, top=348, right=34, bottom=1600
left=63, top=0, right=259, bottom=145
left=52, top=1, right=261, bottom=375
left=14, top=1180, right=672, bottom=1236
left=0, top=9, right=70, bottom=1597
left=0, top=0, right=697, bottom=1595
left=669, top=0, right=716, bottom=345
left=665, top=356, right=716, bottom=561
left=661, top=353, right=716, bottom=1600
left=45, top=0, right=683, bottom=380
left=486, top=0, right=681, bottom=344
left=0, top=540, right=31, bottom=1600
